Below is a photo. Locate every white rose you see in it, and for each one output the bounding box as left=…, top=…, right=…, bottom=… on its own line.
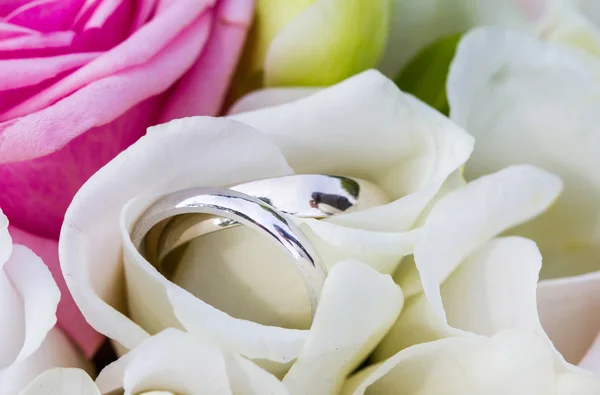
left=447, top=25, right=600, bottom=370
left=0, top=209, right=88, bottom=395
left=60, top=70, right=472, bottom=386
left=59, top=68, right=598, bottom=393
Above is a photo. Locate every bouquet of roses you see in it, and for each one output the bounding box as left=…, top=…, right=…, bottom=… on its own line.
left=2, top=0, right=600, bottom=394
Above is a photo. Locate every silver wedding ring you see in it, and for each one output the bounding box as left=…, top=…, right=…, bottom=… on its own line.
left=131, top=175, right=389, bottom=316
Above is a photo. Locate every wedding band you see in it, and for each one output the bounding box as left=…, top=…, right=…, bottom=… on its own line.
left=154, top=175, right=388, bottom=261
left=131, top=175, right=389, bottom=316
left=131, top=187, right=326, bottom=315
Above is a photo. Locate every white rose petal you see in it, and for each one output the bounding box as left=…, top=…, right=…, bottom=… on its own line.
left=343, top=330, right=600, bottom=395
left=1, top=328, right=87, bottom=395
left=282, top=261, right=403, bottom=395
left=415, top=165, right=561, bottom=317
left=373, top=165, right=560, bottom=359
left=17, top=368, right=100, bottom=395
left=96, top=329, right=287, bottom=395
left=556, top=370, right=600, bottom=394
left=166, top=284, right=308, bottom=364
left=228, top=87, right=320, bottom=114
left=3, top=245, right=61, bottom=363
left=20, top=333, right=289, bottom=395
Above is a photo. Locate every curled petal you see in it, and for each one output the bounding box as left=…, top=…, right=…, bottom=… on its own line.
left=344, top=330, right=599, bottom=395
left=414, top=165, right=561, bottom=319
left=16, top=368, right=99, bottom=395
left=96, top=329, right=287, bottom=395
left=283, top=261, right=403, bottom=395
left=0, top=328, right=89, bottom=395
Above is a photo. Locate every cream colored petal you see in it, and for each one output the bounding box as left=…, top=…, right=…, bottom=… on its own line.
left=537, top=272, right=600, bottom=365
left=97, top=329, right=287, bottom=395
left=228, top=87, right=319, bottom=114
left=344, top=330, right=573, bottom=395
left=379, top=0, right=529, bottom=77
left=0, top=264, right=24, bottom=369
left=60, top=117, right=293, bottom=351
left=5, top=245, right=60, bottom=363
left=0, top=328, right=89, bottom=395
left=448, top=27, right=600, bottom=281
left=224, top=354, right=290, bottom=395
left=556, top=371, right=600, bottom=394
left=166, top=283, right=308, bottom=364
left=414, top=165, right=561, bottom=318
left=17, top=368, right=100, bottom=395
left=282, top=261, right=403, bottom=395
left=371, top=289, right=459, bottom=362
left=96, top=329, right=233, bottom=394
left=377, top=237, right=546, bottom=360
left=441, top=236, right=544, bottom=336
left=372, top=168, right=561, bottom=362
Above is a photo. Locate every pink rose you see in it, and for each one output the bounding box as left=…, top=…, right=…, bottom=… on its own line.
left=0, top=0, right=254, bottom=356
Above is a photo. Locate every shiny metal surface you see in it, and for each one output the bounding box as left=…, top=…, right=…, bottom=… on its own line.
left=131, top=187, right=327, bottom=316
left=156, top=175, right=388, bottom=261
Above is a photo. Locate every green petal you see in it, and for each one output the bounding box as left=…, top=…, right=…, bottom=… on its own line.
left=227, top=0, right=316, bottom=101
left=394, top=33, right=462, bottom=115
left=264, top=0, right=391, bottom=86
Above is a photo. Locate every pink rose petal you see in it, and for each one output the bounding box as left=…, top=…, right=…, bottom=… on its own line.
left=131, top=0, right=160, bottom=31
left=0, top=0, right=30, bottom=17
left=159, top=0, right=255, bottom=120
left=8, top=225, right=103, bottom=357
left=0, top=22, right=36, bottom=39
left=78, top=0, right=134, bottom=47
left=72, top=0, right=102, bottom=29
left=0, top=31, right=75, bottom=59
left=0, top=52, right=99, bottom=91
left=0, top=0, right=255, bottom=355
left=1, top=0, right=213, bottom=120
left=0, top=11, right=214, bottom=238
left=5, top=0, right=84, bottom=33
